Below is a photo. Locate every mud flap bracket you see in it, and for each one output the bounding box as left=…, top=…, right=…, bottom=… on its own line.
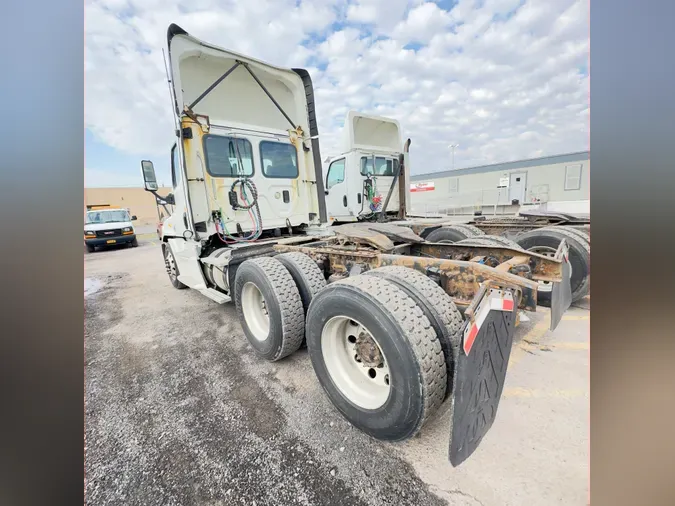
left=550, top=239, right=572, bottom=331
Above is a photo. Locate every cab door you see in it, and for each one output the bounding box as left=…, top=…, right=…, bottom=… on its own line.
left=324, top=158, right=351, bottom=222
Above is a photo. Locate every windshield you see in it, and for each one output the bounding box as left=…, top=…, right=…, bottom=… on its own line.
left=360, top=156, right=399, bottom=177
left=86, top=210, right=130, bottom=224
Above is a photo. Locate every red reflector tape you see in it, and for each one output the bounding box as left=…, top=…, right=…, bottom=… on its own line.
left=463, top=290, right=515, bottom=356
left=463, top=325, right=479, bottom=356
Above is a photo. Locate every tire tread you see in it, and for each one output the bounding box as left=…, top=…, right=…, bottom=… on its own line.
left=335, top=275, right=447, bottom=434
left=457, top=235, right=523, bottom=250
left=276, top=252, right=327, bottom=312
left=543, top=225, right=591, bottom=249
left=364, top=266, right=462, bottom=400
left=245, top=257, right=305, bottom=360
left=451, top=223, right=485, bottom=236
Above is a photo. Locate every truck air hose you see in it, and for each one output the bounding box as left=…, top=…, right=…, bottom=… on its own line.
left=358, top=177, right=374, bottom=218
left=228, top=177, right=263, bottom=240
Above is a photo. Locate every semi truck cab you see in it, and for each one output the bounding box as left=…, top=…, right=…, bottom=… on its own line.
left=143, top=24, right=325, bottom=247
left=323, top=111, right=410, bottom=223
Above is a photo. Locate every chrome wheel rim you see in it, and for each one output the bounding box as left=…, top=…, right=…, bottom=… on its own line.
left=165, top=250, right=177, bottom=281
left=321, top=316, right=391, bottom=409
left=241, top=282, right=270, bottom=341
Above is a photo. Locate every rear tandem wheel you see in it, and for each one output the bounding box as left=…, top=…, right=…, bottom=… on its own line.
left=363, top=266, right=463, bottom=400
left=516, top=228, right=590, bottom=304
left=424, top=224, right=483, bottom=243
left=305, top=275, right=447, bottom=441
left=234, top=257, right=305, bottom=361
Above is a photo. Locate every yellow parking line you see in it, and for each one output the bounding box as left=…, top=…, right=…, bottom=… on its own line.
left=562, top=315, right=590, bottom=321
left=509, top=318, right=550, bottom=367
left=521, top=318, right=551, bottom=344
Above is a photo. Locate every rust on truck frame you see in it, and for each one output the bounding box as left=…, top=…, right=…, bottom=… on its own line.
left=273, top=233, right=566, bottom=311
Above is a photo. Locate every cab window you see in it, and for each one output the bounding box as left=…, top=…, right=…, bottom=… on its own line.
left=171, top=144, right=181, bottom=188
left=326, top=159, right=345, bottom=189
left=260, top=141, right=298, bottom=178
left=203, top=135, right=254, bottom=177
left=360, top=156, right=398, bottom=176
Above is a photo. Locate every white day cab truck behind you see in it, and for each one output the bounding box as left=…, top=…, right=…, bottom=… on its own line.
left=321, top=115, right=590, bottom=307
left=84, top=207, right=139, bottom=252
left=139, top=24, right=575, bottom=466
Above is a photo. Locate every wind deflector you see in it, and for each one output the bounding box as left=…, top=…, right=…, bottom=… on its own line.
left=164, top=23, right=327, bottom=223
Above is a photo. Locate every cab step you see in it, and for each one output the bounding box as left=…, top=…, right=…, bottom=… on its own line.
left=198, top=287, right=231, bottom=304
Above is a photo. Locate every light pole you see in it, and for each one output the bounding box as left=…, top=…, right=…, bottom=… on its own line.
left=449, top=143, right=459, bottom=170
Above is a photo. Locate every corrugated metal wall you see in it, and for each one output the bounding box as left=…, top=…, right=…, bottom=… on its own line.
left=409, top=154, right=590, bottom=215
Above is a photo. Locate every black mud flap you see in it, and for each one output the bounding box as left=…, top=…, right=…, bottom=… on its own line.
left=550, top=240, right=573, bottom=331
left=449, top=289, right=517, bottom=467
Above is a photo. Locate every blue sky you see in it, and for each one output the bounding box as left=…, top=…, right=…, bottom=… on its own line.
left=86, top=129, right=173, bottom=187
left=85, top=0, right=589, bottom=187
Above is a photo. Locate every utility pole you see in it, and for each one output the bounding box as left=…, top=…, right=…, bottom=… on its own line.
left=449, top=143, right=459, bottom=170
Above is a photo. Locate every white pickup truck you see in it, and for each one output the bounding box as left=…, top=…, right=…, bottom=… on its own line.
left=84, top=208, right=138, bottom=252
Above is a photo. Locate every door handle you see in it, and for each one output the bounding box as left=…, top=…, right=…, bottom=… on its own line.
left=343, top=195, right=347, bottom=207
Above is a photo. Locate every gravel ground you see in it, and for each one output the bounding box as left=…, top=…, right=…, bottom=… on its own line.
left=85, top=240, right=589, bottom=505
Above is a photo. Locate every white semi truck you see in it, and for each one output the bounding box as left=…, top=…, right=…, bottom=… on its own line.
left=320, top=111, right=590, bottom=307
left=139, top=23, right=574, bottom=466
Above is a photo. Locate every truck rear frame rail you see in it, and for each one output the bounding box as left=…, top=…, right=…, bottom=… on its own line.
left=273, top=230, right=568, bottom=314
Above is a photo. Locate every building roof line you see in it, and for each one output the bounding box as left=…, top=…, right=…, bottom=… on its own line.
left=410, top=150, right=590, bottom=180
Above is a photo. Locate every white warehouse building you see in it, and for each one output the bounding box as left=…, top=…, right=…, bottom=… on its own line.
left=409, top=151, right=590, bottom=216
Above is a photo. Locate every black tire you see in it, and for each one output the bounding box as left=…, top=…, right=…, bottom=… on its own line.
left=234, top=257, right=304, bottom=361
left=541, top=226, right=591, bottom=299
left=548, top=225, right=591, bottom=245
left=457, top=235, right=523, bottom=250
left=483, top=216, right=529, bottom=223
left=131, top=237, right=139, bottom=247
left=364, top=266, right=463, bottom=400
left=275, top=252, right=326, bottom=314
left=425, top=226, right=471, bottom=243
left=86, top=244, right=95, bottom=253
left=306, top=275, right=446, bottom=441
left=516, top=229, right=590, bottom=304
left=455, top=237, right=505, bottom=247
left=162, top=244, right=187, bottom=289
left=451, top=223, right=485, bottom=237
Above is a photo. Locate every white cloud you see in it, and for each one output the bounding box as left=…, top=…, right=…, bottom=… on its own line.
left=85, top=0, right=589, bottom=185
left=346, top=0, right=410, bottom=32
left=85, top=168, right=152, bottom=188
left=392, top=2, right=452, bottom=44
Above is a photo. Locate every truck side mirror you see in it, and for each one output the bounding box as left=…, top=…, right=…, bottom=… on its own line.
left=141, top=160, right=158, bottom=191
left=131, top=215, right=138, bottom=221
